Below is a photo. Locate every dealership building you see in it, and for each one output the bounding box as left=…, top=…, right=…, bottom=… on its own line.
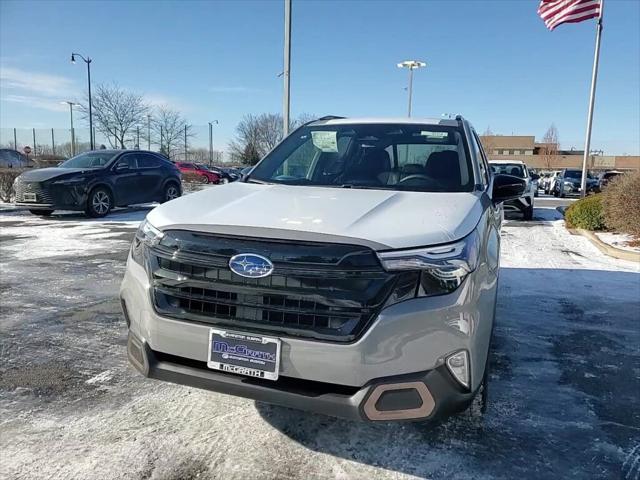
left=480, top=135, right=639, bottom=171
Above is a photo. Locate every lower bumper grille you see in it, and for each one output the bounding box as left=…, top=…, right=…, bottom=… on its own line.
left=14, top=180, right=54, bottom=204
left=148, top=231, right=405, bottom=342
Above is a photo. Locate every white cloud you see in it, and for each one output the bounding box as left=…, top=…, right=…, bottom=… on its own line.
left=145, top=93, right=192, bottom=112
left=0, top=66, right=76, bottom=98
left=1, top=94, right=68, bottom=112
left=0, top=65, right=78, bottom=113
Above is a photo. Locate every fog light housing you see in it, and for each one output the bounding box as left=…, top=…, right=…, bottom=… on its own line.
left=446, top=350, right=470, bottom=389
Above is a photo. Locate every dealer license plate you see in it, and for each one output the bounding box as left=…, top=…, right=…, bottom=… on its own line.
left=208, top=329, right=281, bottom=381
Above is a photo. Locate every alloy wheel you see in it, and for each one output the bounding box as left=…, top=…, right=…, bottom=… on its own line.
left=166, top=185, right=179, bottom=201
left=93, top=191, right=110, bottom=215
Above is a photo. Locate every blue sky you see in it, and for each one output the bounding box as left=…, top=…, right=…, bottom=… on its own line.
left=1, top=0, right=639, bottom=155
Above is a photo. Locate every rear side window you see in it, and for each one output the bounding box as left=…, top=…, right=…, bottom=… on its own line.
left=138, top=154, right=161, bottom=168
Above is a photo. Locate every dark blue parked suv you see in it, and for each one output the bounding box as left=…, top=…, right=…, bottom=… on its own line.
left=14, top=150, right=182, bottom=217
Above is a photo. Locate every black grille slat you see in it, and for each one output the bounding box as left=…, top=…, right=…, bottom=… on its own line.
left=149, top=231, right=401, bottom=342
left=14, top=180, right=54, bottom=204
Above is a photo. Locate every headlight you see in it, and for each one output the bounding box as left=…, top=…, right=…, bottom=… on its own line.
left=131, top=219, right=164, bottom=266
left=377, top=229, right=479, bottom=298
left=564, top=181, right=573, bottom=186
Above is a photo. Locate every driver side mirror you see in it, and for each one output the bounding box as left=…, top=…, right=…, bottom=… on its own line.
left=492, top=174, right=526, bottom=204
left=115, top=161, right=129, bottom=172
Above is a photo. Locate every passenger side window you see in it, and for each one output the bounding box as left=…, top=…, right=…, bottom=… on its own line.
left=471, top=132, right=489, bottom=187
left=138, top=154, right=161, bottom=169
left=119, top=154, right=138, bottom=169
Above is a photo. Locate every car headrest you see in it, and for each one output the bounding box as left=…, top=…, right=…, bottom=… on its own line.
left=425, top=151, right=461, bottom=185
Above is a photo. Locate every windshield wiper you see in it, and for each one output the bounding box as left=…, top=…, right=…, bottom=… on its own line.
left=245, top=178, right=273, bottom=185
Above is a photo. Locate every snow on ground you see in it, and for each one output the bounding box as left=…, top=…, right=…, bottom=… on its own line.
left=595, top=232, right=640, bottom=253
left=0, top=205, right=639, bottom=480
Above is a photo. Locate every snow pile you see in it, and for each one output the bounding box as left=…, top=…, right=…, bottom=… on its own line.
left=595, top=231, right=640, bottom=253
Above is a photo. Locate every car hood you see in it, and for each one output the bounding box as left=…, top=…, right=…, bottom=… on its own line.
left=18, top=167, right=95, bottom=182
left=147, top=183, right=484, bottom=250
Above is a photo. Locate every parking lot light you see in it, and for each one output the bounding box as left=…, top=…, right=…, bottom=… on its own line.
left=397, top=60, right=426, bottom=117
left=61, top=101, right=78, bottom=156
left=71, top=52, right=94, bottom=150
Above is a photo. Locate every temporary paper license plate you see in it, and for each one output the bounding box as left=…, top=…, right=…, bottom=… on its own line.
left=207, top=329, right=281, bottom=381
left=23, top=193, right=36, bottom=202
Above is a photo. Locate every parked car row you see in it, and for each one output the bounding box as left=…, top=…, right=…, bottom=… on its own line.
left=10, top=149, right=251, bottom=217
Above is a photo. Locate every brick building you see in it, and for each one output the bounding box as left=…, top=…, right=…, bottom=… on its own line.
left=480, top=135, right=639, bottom=171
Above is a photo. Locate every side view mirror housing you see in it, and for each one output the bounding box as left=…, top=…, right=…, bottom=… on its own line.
left=115, top=162, right=129, bottom=172
left=491, top=174, right=526, bottom=204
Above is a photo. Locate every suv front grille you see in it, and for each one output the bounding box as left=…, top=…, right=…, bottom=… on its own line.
left=14, top=180, right=53, bottom=204
left=148, top=231, right=409, bottom=342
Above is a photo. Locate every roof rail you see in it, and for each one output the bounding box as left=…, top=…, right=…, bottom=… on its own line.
left=316, top=115, right=345, bottom=121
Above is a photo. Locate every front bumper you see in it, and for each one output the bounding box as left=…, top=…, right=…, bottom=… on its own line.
left=127, top=332, right=476, bottom=422
left=14, top=183, right=88, bottom=211
left=120, top=251, right=496, bottom=421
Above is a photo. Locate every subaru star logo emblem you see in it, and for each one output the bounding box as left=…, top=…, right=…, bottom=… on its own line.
left=228, top=253, right=274, bottom=278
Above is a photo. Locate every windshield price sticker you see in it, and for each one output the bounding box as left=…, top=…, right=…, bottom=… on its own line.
left=311, top=131, right=339, bottom=152
left=420, top=131, right=448, bottom=139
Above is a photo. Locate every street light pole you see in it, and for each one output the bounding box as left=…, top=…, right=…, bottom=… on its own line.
left=146, top=115, right=151, bottom=150
left=62, top=101, right=77, bottom=156
left=71, top=53, right=94, bottom=150
left=397, top=60, right=426, bottom=117
left=283, top=0, right=292, bottom=136
left=208, top=120, right=218, bottom=165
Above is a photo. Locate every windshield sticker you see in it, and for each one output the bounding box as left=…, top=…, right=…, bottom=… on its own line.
left=311, top=131, right=339, bottom=152
left=420, top=131, right=448, bottom=139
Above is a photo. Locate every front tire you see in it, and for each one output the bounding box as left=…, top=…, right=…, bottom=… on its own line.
left=86, top=187, right=112, bottom=218
left=29, top=209, right=54, bottom=217
left=201, top=175, right=210, bottom=184
left=162, top=182, right=181, bottom=203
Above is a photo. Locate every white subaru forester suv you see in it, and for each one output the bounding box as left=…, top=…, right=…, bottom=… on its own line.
left=120, top=116, right=524, bottom=423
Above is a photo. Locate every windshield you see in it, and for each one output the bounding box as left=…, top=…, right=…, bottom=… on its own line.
left=249, top=123, right=474, bottom=192
left=565, top=170, right=582, bottom=179
left=490, top=163, right=526, bottom=178
left=59, top=152, right=116, bottom=169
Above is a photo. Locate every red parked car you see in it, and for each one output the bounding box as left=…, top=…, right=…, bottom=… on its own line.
left=175, top=162, right=221, bottom=184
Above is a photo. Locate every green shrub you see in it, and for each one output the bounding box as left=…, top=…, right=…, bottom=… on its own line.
left=602, top=171, right=640, bottom=238
left=565, top=194, right=606, bottom=231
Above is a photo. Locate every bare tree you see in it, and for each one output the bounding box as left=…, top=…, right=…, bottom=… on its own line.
left=151, top=107, right=193, bottom=160
left=80, top=83, right=149, bottom=149
left=190, top=147, right=224, bottom=164
left=480, top=127, right=497, bottom=158
left=229, top=113, right=317, bottom=165
left=540, top=124, right=560, bottom=170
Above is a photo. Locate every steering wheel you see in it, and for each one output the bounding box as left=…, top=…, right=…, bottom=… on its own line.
left=398, top=174, right=434, bottom=185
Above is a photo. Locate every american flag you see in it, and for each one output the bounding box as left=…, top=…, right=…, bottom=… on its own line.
left=538, top=0, right=602, bottom=30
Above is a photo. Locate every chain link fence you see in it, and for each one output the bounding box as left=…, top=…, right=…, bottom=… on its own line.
left=0, top=125, right=227, bottom=164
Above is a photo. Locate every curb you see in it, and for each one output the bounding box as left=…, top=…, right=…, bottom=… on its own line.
left=569, top=228, right=640, bottom=262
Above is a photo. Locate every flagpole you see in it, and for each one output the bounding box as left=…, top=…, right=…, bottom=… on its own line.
left=580, top=0, right=604, bottom=198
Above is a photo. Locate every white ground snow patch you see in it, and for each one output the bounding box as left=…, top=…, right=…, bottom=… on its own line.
left=595, top=231, right=640, bottom=253
left=0, top=210, right=145, bottom=260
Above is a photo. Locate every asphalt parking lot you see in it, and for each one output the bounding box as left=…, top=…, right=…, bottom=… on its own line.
left=0, top=199, right=638, bottom=480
